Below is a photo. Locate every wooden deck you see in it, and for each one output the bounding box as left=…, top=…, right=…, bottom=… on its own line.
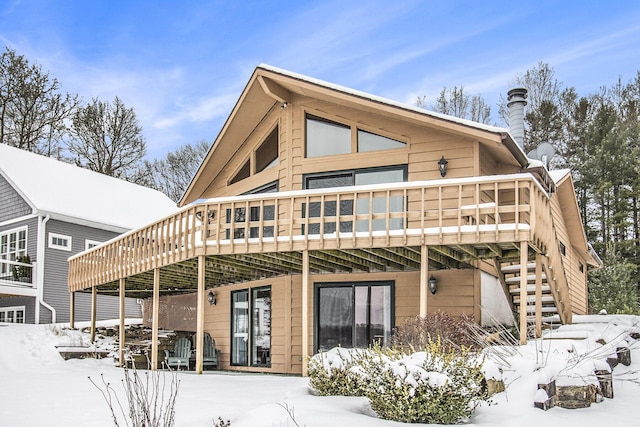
left=68, top=173, right=571, bottom=324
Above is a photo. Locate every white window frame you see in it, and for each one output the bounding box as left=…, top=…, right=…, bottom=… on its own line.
left=48, top=232, right=72, bottom=251
left=1, top=226, right=28, bottom=276
left=85, top=239, right=102, bottom=250
left=0, top=305, right=26, bottom=323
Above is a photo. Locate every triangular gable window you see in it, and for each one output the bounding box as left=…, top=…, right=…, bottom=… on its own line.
left=256, top=127, right=279, bottom=173
left=230, top=159, right=250, bottom=185
left=357, top=130, right=405, bottom=152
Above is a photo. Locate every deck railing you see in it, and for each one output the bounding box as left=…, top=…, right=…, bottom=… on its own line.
left=69, top=173, right=556, bottom=292
left=0, top=259, right=35, bottom=288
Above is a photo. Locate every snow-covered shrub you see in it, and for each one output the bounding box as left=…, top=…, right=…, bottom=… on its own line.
left=308, top=340, right=489, bottom=424
left=366, top=340, right=488, bottom=424
left=308, top=346, right=402, bottom=396
left=390, top=312, right=479, bottom=353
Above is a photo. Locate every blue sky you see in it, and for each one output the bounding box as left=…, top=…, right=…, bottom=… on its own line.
left=1, top=0, right=639, bottom=159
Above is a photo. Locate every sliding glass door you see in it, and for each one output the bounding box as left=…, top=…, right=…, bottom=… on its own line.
left=231, top=286, right=271, bottom=367
left=315, top=281, right=393, bottom=352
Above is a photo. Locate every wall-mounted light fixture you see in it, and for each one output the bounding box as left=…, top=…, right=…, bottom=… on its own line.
left=428, top=275, right=437, bottom=295
left=207, top=290, right=217, bottom=306
left=438, top=156, right=448, bottom=177
left=281, top=102, right=288, bottom=109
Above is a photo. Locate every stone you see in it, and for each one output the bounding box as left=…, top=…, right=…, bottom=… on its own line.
left=538, top=380, right=556, bottom=398
left=617, top=347, right=631, bottom=366
left=595, top=370, right=613, bottom=399
left=486, top=379, right=505, bottom=396
left=606, top=356, right=619, bottom=370
left=555, top=384, right=598, bottom=409
left=534, top=388, right=554, bottom=411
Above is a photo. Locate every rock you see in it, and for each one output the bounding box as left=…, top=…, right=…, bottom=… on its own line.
left=555, top=384, right=598, bottom=409
left=538, top=380, right=556, bottom=399
left=486, top=379, right=505, bottom=396
left=617, top=347, right=631, bottom=366
left=595, top=370, right=613, bottom=399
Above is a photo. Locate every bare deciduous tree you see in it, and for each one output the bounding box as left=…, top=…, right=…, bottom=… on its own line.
left=0, top=46, right=78, bottom=158
left=417, top=86, right=492, bottom=124
left=138, top=140, right=210, bottom=202
left=68, top=96, right=147, bottom=179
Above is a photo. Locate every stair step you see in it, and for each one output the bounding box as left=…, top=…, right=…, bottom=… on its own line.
left=518, top=306, right=558, bottom=314
left=526, top=316, right=561, bottom=324
left=505, top=274, right=547, bottom=284
left=501, top=263, right=536, bottom=273
left=509, top=285, right=551, bottom=294
left=513, top=295, right=555, bottom=304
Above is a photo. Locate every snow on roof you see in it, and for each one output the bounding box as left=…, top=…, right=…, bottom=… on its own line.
left=0, top=144, right=177, bottom=231
left=548, top=168, right=571, bottom=184
left=258, top=64, right=513, bottom=136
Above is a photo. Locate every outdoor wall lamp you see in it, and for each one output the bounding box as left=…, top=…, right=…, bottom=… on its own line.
left=438, top=156, right=448, bottom=177
left=429, top=275, right=437, bottom=295
left=207, top=290, right=217, bottom=306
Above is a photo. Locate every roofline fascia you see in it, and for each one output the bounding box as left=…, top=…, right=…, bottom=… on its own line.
left=37, top=210, right=131, bottom=234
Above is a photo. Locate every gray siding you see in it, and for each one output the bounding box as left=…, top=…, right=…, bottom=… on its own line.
left=0, top=174, right=32, bottom=222
left=42, top=219, right=141, bottom=323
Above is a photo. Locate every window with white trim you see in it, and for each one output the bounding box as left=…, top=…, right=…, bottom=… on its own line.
left=1, top=227, right=27, bottom=277
left=48, top=233, right=72, bottom=251
left=85, top=239, right=102, bottom=250
left=0, top=306, right=25, bottom=323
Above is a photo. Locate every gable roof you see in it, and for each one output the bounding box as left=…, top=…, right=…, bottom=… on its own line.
left=0, top=144, right=177, bottom=231
left=180, top=64, right=530, bottom=206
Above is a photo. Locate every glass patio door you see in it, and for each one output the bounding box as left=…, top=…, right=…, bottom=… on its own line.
left=316, top=281, right=393, bottom=352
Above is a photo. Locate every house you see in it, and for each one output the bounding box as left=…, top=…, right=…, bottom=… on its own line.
left=67, top=65, right=599, bottom=375
left=0, top=144, right=177, bottom=324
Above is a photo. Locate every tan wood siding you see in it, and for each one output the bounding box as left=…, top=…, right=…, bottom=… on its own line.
left=549, top=195, right=588, bottom=314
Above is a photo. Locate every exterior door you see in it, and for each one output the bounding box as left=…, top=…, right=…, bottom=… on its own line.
left=315, top=281, right=393, bottom=352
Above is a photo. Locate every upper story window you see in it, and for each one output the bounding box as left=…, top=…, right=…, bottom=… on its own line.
left=305, top=114, right=406, bottom=158
left=85, top=240, right=102, bottom=250
left=306, top=115, right=351, bottom=158
left=1, top=227, right=27, bottom=277
left=230, top=126, right=279, bottom=185
left=255, top=127, right=279, bottom=173
left=357, top=130, right=405, bottom=152
left=49, top=233, right=72, bottom=251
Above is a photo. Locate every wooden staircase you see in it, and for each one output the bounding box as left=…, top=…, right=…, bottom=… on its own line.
left=501, top=261, right=561, bottom=336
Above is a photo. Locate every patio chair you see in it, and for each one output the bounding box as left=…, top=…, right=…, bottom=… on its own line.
left=192, top=332, right=220, bottom=370
left=164, top=337, right=191, bottom=370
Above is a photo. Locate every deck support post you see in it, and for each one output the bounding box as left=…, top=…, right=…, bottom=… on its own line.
left=419, top=245, right=429, bottom=317
left=119, top=278, right=126, bottom=368
left=195, top=255, right=205, bottom=374
left=90, top=286, right=97, bottom=343
left=302, top=250, right=309, bottom=377
left=151, top=268, right=160, bottom=371
left=535, top=253, right=543, bottom=338
left=519, top=241, right=528, bottom=345
left=69, top=292, right=75, bottom=329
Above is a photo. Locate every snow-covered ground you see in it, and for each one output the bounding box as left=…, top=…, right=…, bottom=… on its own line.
left=0, top=316, right=639, bottom=427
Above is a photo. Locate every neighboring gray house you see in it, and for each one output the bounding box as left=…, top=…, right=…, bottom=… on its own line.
left=0, top=144, right=177, bottom=324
